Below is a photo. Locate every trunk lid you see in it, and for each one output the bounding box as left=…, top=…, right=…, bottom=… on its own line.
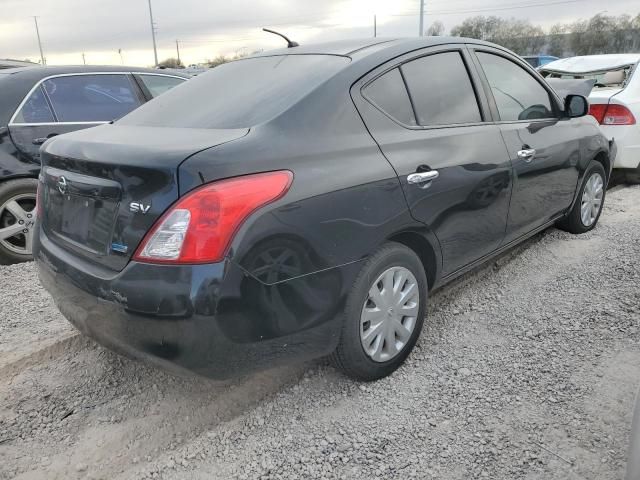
left=40, top=124, right=248, bottom=271
left=588, top=87, right=623, bottom=104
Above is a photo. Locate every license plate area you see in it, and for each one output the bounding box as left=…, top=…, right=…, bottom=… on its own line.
left=45, top=188, right=119, bottom=254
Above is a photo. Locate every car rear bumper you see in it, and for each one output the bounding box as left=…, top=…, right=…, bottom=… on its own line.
left=598, top=124, right=640, bottom=170
left=34, top=225, right=356, bottom=379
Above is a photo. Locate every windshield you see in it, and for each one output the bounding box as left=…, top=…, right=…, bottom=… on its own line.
left=118, top=55, right=350, bottom=129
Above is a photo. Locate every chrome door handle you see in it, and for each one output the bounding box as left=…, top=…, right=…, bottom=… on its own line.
left=407, top=170, right=439, bottom=185
left=517, top=148, right=536, bottom=162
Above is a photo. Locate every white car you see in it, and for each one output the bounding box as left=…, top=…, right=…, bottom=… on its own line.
left=541, top=54, right=640, bottom=183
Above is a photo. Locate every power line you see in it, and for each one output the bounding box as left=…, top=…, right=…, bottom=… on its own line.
left=392, top=0, right=586, bottom=17
left=17, top=0, right=599, bottom=64
left=178, top=36, right=263, bottom=44
left=179, top=0, right=588, bottom=38
left=177, top=23, right=345, bottom=46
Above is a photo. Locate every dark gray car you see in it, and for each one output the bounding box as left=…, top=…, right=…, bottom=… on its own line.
left=34, top=38, right=615, bottom=381
left=0, top=65, right=189, bottom=263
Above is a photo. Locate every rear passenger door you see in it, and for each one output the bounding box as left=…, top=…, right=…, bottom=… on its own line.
left=470, top=48, right=581, bottom=243
left=352, top=46, right=513, bottom=276
left=8, top=73, right=143, bottom=162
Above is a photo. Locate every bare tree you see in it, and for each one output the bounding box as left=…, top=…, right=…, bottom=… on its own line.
left=426, top=20, right=445, bottom=36
left=206, top=55, right=228, bottom=68
left=548, top=24, right=568, bottom=57
left=450, top=12, right=640, bottom=56
left=451, top=16, right=544, bottom=54
left=157, top=57, right=183, bottom=68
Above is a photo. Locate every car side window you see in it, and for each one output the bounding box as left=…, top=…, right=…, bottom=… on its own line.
left=41, top=74, right=142, bottom=122
left=401, top=51, right=482, bottom=126
left=13, top=85, right=55, bottom=123
left=363, top=68, right=416, bottom=126
left=138, top=75, right=185, bottom=97
left=476, top=52, right=555, bottom=121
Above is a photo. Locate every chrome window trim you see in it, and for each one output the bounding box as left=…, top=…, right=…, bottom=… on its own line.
left=135, top=73, right=189, bottom=81
left=8, top=71, right=146, bottom=126
left=9, top=121, right=111, bottom=127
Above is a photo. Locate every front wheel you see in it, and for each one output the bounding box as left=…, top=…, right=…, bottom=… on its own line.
left=330, top=242, right=428, bottom=381
left=557, top=161, right=606, bottom=234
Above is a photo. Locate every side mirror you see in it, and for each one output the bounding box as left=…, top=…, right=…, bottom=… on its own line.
left=565, top=94, right=589, bottom=118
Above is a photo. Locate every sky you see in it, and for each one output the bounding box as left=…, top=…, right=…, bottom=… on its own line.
left=1, top=0, right=638, bottom=67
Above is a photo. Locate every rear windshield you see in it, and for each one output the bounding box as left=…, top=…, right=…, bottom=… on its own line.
left=118, top=55, right=350, bottom=129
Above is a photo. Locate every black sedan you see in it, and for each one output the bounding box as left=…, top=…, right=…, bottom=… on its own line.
left=0, top=65, right=189, bottom=263
left=34, top=37, right=614, bottom=381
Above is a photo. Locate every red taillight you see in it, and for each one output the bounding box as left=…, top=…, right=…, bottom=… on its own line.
left=589, top=103, right=636, bottom=125
left=588, top=104, right=607, bottom=124
left=133, top=170, right=293, bottom=264
left=602, top=104, right=636, bottom=125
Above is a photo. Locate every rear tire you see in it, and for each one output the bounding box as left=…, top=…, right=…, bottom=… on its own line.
left=0, top=178, right=38, bottom=265
left=330, top=242, right=428, bottom=381
left=557, top=161, right=606, bottom=234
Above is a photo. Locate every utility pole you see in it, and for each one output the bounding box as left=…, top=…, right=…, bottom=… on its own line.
left=373, top=15, right=377, bottom=38
left=82, top=52, right=86, bottom=65
left=175, top=40, right=181, bottom=65
left=147, top=0, right=159, bottom=66
left=33, top=16, right=45, bottom=65
left=419, top=0, right=425, bottom=37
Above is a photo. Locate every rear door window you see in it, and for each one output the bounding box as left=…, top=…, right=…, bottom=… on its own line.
left=363, top=68, right=416, bottom=126
left=41, top=74, right=142, bottom=122
left=476, top=52, right=555, bottom=121
left=401, top=51, right=482, bottom=126
left=137, top=74, right=186, bottom=97
left=13, top=85, right=55, bottom=123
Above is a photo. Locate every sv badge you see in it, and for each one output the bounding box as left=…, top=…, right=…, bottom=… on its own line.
left=129, top=202, right=151, bottom=214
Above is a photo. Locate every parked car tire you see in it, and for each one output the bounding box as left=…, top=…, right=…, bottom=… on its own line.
left=330, top=242, right=428, bottom=381
left=557, top=161, right=607, bottom=234
left=0, top=178, right=38, bottom=265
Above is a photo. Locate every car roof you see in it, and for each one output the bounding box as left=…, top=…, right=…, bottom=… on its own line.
left=257, top=38, right=401, bottom=57
left=0, top=59, right=39, bottom=69
left=0, top=64, right=191, bottom=80
left=541, top=54, right=640, bottom=73
left=256, top=36, right=496, bottom=58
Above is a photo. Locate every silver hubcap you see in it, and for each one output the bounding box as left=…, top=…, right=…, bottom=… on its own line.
left=0, top=193, right=37, bottom=256
left=360, top=266, right=420, bottom=363
left=580, top=172, right=604, bottom=227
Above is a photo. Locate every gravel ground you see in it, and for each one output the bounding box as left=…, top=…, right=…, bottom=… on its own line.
left=1, top=185, right=639, bottom=480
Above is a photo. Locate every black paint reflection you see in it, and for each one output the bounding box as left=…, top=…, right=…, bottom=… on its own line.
left=217, top=235, right=343, bottom=342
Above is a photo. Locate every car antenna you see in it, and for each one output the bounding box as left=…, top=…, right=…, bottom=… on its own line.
left=262, top=28, right=299, bottom=48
